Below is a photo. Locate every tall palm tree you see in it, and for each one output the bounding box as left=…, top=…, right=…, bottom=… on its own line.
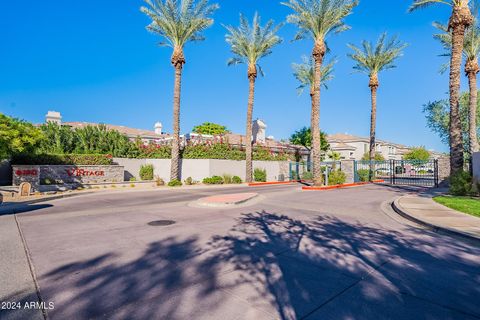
left=141, top=0, right=218, bottom=181
left=225, top=13, right=282, bottom=183
left=433, top=16, right=480, bottom=155
left=347, top=33, right=407, bottom=174
left=410, top=0, right=473, bottom=174
left=283, top=0, right=358, bottom=186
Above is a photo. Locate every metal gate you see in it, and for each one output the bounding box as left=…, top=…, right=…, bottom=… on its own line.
left=354, top=159, right=439, bottom=187
left=289, top=161, right=341, bottom=182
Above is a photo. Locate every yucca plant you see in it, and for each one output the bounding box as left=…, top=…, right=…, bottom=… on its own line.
left=141, top=0, right=218, bottom=181
left=348, top=33, right=407, bottom=173
left=433, top=6, right=480, bottom=155
left=410, top=0, right=473, bottom=173
left=225, top=13, right=283, bottom=183
left=283, top=0, right=358, bottom=186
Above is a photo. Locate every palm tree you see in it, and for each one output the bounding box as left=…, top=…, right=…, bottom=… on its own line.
left=433, top=16, right=480, bottom=155
left=347, top=33, right=407, bottom=176
left=141, top=0, right=218, bottom=181
left=283, top=0, right=358, bottom=186
left=225, top=13, right=283, bottom=183
left=292, top=56, right=336, bottom=95
left=410, top=0, right=473, bottom=174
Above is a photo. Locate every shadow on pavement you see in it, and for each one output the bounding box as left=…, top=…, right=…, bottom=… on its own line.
left=0, top=203, right=53, bottom=216
left=3, top=211, right=479, bottom=320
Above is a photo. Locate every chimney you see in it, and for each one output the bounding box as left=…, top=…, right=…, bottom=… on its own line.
left=154, top=122, right=163, bottom=135
left=252, top=119, right=266, bottom=143
left=46, top=111, right=62, bottom=125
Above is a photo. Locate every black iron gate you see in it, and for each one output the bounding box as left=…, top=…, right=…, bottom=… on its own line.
left=354, top=159, right=438, bottom=187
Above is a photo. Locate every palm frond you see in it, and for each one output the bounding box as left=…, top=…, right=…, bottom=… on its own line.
left=282, top=0, right=358, bottom=42
left=347, top=32, right=407, bottom=76
left=408, top=0, right=452, bottom=12
left=140, top=0, right=219, bottom=49
left=292, top=55, right=336, bottom=94
left=224, top=13, right=283, bottom=75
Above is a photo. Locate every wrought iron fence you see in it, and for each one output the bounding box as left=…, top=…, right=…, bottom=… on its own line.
left=289, top=161, right=342, bottom=184
left=354, top=159, right=438, bottom=187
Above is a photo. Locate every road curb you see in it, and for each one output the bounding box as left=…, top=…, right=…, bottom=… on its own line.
left=392, top=196, right=480, bottom=242
left=0, top=192, right=95, bottom=214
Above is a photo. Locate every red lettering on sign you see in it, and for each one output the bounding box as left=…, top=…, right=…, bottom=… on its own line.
left=64, top=169, right=105, bottom=177
left=15, top=169, right=38, bottom=176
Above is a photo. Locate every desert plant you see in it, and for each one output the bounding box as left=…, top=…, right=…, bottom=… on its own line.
left=141, top=0, right=219, bottom=181
left=139, top=164, right=154, bottom=181
left=253, top=168, right=267, bottom=182
left=222, top=174, right=233, bottom=184
left=184, top=176, right=193, bottom=185
left=449, top=170, right=473, bottom=195
left=129, top=177, right=136, bottom=182
left=155, top=175, right=165, bottom=186
left=301, top=171, right=314, bottom=180
left=202, top=176, right=224, bottom=184
left=232, top=175, right=242, bottom=184
left=357, top=169, right=373, bottom=182
left=328, top=170, right=346, bottom=185
left=168, top=179, right=183, bottom=187
left=225, top=13, right=283, bottom=182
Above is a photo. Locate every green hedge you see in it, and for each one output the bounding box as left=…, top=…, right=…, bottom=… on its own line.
left=11, top=153, right=113, bottom=165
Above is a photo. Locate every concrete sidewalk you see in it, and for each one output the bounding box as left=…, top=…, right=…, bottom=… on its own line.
left=393, top=195, right=480, bottom=240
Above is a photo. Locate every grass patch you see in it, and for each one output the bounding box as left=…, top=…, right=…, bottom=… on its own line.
left=433, top=196, right=480, bottom=218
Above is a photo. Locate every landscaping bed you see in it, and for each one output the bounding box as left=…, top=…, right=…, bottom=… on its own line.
left=433, top=196, right=480, bottom=218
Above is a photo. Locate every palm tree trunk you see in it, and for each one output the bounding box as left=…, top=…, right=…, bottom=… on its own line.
left=369, top=80, right=378, bottom=181
left=466, top=63, right=479, bottom=155
left=312, top=40, right=326, bottom=186
left=448, top=6, right=472, bottom=173
left=170, top=63, right=183, bottom=181
left=245, top=65, right=257, bottom=183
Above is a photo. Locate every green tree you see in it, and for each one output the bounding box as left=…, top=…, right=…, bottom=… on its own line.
left=410, top=0, right=474, bottom=174
left=423, top=91, right=480, bottom=151
left=0, top=114, right=43, bottom=159
left=348, top=33, right=407, bottom=162
left=361, top=152, right=385, bottom=161
left=283, top=0, right=358, bottom=186
left=403, top=146, right=431, bottom=161
left=192, top=122, right=229, bottom=135
left=433, top=9, right=480, bottom=155
left=225, top=13, right=283, bottom=183
left=289, top=127, right=330, bottom=154
left=141, top=0, right=219, bottom=181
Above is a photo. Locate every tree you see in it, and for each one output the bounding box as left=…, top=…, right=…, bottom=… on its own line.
left=292, top=56, right=336, bottom=94
left=347, top=33, right=407, bottom=163
left=403, top=146, right=431, bottom=161
left=283, top=0, right=358, bottom=186
left=0, top=114, right=43, bottom=159
left=423, top=91, right=480, bottom=151
left=141, top=0, right=218, bottom=181
left=433, top=9, right=480, bottom=155
left=410, top=0, right=474, bottom=174
left=192, top=122, right=229, bottom=135
left=225, top=13, right=282, bottom=183
left=289, top=127, right=330, bottom=154
left=361, top=152, right=385, bottom=161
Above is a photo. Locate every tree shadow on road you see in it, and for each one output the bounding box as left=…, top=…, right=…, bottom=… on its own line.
left=3, top=210, right=479, bottom=320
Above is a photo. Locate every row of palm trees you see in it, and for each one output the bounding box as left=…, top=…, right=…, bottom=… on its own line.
left=141, top=0, right=479, bottom=185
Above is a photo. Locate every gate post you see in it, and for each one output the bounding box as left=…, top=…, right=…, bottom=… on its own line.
left=392, top=160, right=396, bottom=185
left=341, top=160, right=355, bottom=184
left=434, top=159, right=439, bottom=187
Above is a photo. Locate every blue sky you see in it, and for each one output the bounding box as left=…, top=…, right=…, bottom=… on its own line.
left=0, top=0, right=458, bottom=151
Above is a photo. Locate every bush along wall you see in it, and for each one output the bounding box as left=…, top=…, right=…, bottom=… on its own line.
left=11, top=153, right=113, bottom=165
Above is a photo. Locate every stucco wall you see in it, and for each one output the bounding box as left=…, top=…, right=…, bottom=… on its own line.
left=473, top=152, right=480, bottom=182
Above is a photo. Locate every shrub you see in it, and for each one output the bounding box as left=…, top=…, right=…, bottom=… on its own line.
left=129, top=177, right=136, bottom=182
left=254, top=168, right=267, bottom=182
left=168, top=179, right=183, bottom=187
left=232, top=175, right=242, bottom=184
left=222, top=174, right=232, bottom=184
left=301, top=171, right=313, bottom=180
left=184, top=177, right=193, bottom=185
left=155, top=175, right=165, bottom=186
left=139, top=164, right=154, bottom=180
left=357, top=169, right=374, bottom=182
left=11, top=153, right=113, bottom=165
left=328, top=170, right=346, bottom=186
left=202, top=176, right=224, bottom=184
left=449, top=170, right=473, bottom=196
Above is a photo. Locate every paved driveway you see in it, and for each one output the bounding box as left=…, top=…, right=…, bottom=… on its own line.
left=2, top=184, right=480, bottom=320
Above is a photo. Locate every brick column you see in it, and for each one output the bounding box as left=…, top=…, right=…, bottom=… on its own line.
left=437, top=156, right=450, bottom=187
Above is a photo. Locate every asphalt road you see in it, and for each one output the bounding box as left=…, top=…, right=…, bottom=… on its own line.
left=1, top=184, right=479, bottom=320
